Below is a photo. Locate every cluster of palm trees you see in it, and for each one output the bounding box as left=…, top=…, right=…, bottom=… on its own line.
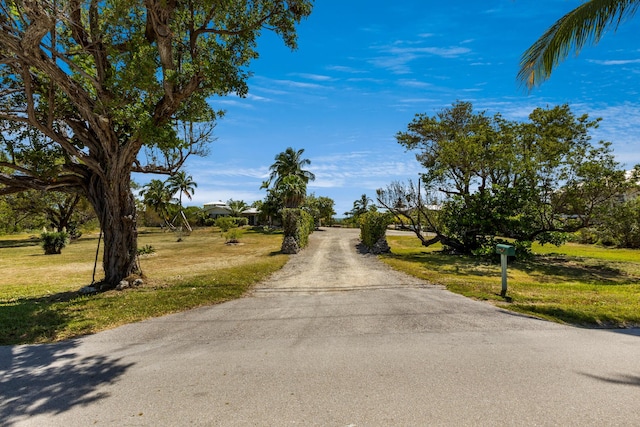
left=139, top=171, right=197, bottom=226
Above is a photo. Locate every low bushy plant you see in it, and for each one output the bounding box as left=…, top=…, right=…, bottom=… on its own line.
left=41, top=231, right=70, bottom=255
left=215, top=216, right=237, bottom=232
left=137, top=244, right=156, bottom=255
left=234, top=216, right=249, bottom=227
left=224, top=228, right=243, bottom=243
left=359, top=211, right=391, bottom=250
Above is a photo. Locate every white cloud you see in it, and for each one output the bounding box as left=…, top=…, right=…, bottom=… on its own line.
left=293, top=73, right=334, bottom=81
left=369, top=41, right=472, bottom=74
left=588, top=59, right=640, bottom=66
left=398, top=79, right=432, bottom=88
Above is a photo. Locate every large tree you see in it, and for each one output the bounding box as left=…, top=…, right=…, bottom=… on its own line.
left=380, top=101, right=631, bottom=254
left=519, top=0, right=640, bottom=88
left=0, top=1, right=312, bottom=289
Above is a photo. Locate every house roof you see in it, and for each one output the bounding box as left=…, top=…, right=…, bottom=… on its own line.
left=203, top=201, right=229, bottom=208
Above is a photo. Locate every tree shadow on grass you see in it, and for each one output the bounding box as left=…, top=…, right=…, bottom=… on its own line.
left=0, top=340, right=134, bottom=426
left=518, top=256, right=636, bottom=286
left=0, top=238, right=41, bottom=249
left=386, top=251, right=637, bottom=286
left=0, top=291, right=86, bottom=346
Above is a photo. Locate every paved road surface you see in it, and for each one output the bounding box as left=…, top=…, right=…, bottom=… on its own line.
left=2, top=228, right=639, bottom=426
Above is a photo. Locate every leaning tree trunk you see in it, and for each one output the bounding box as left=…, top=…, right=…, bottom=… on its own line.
left=86, top=171, right=140, bottom=290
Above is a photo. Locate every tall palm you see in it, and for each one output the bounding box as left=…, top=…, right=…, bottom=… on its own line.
left=279, top=175, right=307, bottom=208
left=518, top=0, right=639, bottom=89
left=262, top=147, right=316, bottom=190
left=166, top=171, right=197, bottom=209
left=140, top=179, right=172, bottom=221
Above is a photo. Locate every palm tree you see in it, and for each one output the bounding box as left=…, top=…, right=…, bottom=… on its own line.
left=519, top=0, right=640, bottom=88
left=166, top=171, right=197, bottom=209
left=352, top=194, right=373, bottom=217
left=140, top=179, right=172, bottom=221
left=262, top=147, right=316, bottom=190
left=227, top=199, right=249, bottom=217
left=279, top=175, right=307, bottom=208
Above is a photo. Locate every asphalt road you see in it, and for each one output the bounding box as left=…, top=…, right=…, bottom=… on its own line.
left=2, top=228, right=639, bottom=426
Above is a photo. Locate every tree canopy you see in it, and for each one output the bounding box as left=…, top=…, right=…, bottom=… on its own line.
left=379, top=101, right=632, bottom=255
left=0, top=1, right=312, bottom=288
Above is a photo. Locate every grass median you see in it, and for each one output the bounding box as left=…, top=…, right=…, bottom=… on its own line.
left=383, top=234, right=640, bottom=328
left=0, top=227, right=287, bottom=345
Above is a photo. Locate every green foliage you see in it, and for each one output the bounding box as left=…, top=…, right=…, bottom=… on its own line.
left=282, top=208, right=314, bottom=249
left=40, top=231, right=70, bottom=255
left=519, top=0, right=640, bottom=88
left=137, top=244, right=156, bottom=255
left=597, top=196, right=640, bottom=248
left=359, top=211, right=392, bottom=250
left=166, top=171, right=197, bottom=208
left=261, top=147, right=314, bottom=210
left=235, top=217, right=249, bottom=227
left=215, top=216, right=237, bottom=232
left=227, top=199, right=249, bottom=217
left=387, top=101, right=630, bottom=256
left=224, top=228, right=243, bottom=243
left=302, top=193, right=336, bottom=227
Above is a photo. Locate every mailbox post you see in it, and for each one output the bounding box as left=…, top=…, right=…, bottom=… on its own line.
left=495, top=244, right=515, bottom=297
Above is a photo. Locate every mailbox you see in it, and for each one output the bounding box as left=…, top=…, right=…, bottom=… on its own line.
left=496, top=244, right=515, bottom=257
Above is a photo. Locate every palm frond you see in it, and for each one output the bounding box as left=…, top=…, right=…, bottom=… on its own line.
left=518, top=0, right=640, bottom=89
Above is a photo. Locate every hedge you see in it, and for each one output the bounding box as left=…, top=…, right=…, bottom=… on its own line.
left=282, top=208, right=314, bottom=252
left=359, top=211, right=392, bottom=250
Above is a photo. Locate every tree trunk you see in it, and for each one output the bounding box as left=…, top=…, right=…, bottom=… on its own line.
left=86, top=172, right=140, bottom=290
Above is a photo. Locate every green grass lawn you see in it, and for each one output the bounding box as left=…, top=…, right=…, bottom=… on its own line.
left=383, top=235, right=640, bottom=328
left=0, top=227, right=287, bottom=345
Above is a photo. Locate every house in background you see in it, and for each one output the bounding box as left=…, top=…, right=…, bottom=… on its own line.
left=203, top=201, right=232, bottom=219
left=203, top=201, right=261, bottom=226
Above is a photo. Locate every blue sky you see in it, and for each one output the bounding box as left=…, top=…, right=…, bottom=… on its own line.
left=179, top=0, right=640, bottom=216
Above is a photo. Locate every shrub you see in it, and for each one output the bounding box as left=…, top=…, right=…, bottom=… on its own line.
left=234, top=216, right=249, bottom=227
left=41, top=231, right=70, bottom=255
left=359, top=211, right=391, bottom=250
left=137, top=244, right=156, bottom=255
left=282, top=208, right=314, bottom=252
left=224, top=228, right=243, bottom=243
left=215, top=216, right=237, bottom=232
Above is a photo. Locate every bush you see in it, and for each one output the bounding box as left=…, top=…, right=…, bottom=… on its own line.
left=41, top=231, right=70, bottom=255
left=137, top=244, right=156, bottom=255
left=597, top=197, right=640, bottom=248
left=224, top=228, right=243, bottom=243
left=234, top=216, right=249, bottom=227
left=214, top=216, right=248, bottom=231
left=359, top=211, right=392, bottom=250
left=215, top=216, right=237, bottom=232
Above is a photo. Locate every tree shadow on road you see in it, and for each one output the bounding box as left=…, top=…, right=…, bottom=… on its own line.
left=579, top=371, right=640, bottom=388
left=0, top=340, right=134, bottom=426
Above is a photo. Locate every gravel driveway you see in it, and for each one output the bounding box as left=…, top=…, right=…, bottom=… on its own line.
left=254, top=228, right=428, bottom=293
left=3, top=227, right=640, bottom=426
